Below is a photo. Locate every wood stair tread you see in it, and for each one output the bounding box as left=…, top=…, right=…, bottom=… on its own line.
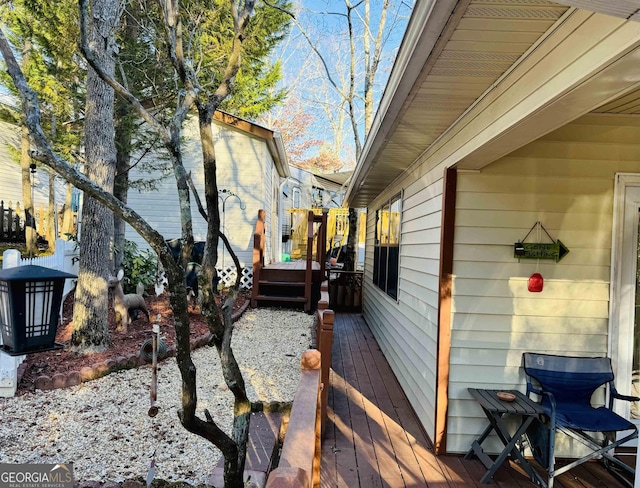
left=258, top=280, right=305, bottom=286
left=255, top=295, right=307, bottom=302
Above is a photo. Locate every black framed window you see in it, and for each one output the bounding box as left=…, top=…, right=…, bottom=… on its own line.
left=373, top=192, right=402, bottom=299
left=312, top=186, right=324, bottom=207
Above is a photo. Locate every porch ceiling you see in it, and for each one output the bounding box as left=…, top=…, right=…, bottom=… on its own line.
left=347, top=0, right=570, bottom=208
left=595, top=87, right=640, bottom=114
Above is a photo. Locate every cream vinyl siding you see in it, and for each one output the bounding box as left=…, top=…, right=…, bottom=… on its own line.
left=364, top=176, right=443, bottom=441
left=447, top=113, right=640, bottom=454
left=126, top=117, right=270, bottom=267
left=0, top=121, right=66, bottom=209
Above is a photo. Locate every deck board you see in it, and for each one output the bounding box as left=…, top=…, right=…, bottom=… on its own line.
left=263, top=261, right=321, bottom=271
left=321, top=313, right=633, bottom=488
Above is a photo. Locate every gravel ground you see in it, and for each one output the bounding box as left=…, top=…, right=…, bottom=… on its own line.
left=0, top=308, right=315, bottom=486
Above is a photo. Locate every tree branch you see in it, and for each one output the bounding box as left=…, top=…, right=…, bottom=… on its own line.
left=263, top=0, right=348, bottom=100
left=186, top=172, right=243, bottom=290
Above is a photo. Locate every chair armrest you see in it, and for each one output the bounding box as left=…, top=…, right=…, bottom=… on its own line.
left=611, top=390, right=640, bottom=403
left=613, top=393, right=640, bottom=402
left=527, top=382, right=556, bottom=414
left=526, top=378, right=544, bottom=398
left=527, top=385, right=544, bottom=397
left=609, top=384, right=640, bottom=409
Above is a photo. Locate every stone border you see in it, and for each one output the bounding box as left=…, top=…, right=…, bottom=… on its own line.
left=26, top=298, right=251, bottom=392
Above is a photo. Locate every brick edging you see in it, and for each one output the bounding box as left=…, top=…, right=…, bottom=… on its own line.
left=29, top=298, right=252, bottom=392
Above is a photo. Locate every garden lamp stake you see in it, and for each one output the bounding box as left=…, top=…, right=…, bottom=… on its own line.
left=148, top=322, right=159, bottom=417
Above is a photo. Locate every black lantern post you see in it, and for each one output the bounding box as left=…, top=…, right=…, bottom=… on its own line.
left=0, top=265, right=77, bottom=356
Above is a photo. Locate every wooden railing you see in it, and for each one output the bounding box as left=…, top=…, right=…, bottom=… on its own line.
left=304, top=210, right=327, bottom=313
left=265, top=350, right=322, bottom=488
left=251, top=209, right=266, bottom=307
left=265, top=283, right=334, bottom=488
left=288, top=208, right=350, bottom=260
left=316, top=282, right=334, bottom=435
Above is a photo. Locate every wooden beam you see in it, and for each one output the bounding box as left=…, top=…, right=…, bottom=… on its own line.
left=213, top=111, right=274, bottom=141
left=434, top=167, right=456, bottom=455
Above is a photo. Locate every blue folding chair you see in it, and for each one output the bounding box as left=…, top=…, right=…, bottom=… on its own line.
left=523, top=352, right=638, bottom=488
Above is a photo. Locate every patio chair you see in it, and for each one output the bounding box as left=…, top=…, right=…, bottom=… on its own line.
left=523, top=352, right=638, bottom=488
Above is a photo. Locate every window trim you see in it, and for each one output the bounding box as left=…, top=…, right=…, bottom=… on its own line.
left=292, top=187, right=301, bottom=209
left=373, top=191, right=402, bottom=300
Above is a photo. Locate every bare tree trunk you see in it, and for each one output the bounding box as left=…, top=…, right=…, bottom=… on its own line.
left=113, top=105, right=130, bottom=272
left=363, top=0, right=389, bottom=134
left=199, top=108, right=251, bottom=486
left=47, top=170, right=55, bottom=248
left=345, top=3, right=362, bottom=160
left=21, top=125, right=36, bottom=256
left=71, top=0, right=119, bottom=351
left=20, top=37, right=36, bottom=256
left=47, top=113, right=57, bottom=249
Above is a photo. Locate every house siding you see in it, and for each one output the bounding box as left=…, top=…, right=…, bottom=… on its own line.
left=447, top=113, right=640, bottom=454
left=126, top=116, right=273, bottom=268
left=0, top=121, right=67, bottom=209
left=364, top=174, right=444, bottom=441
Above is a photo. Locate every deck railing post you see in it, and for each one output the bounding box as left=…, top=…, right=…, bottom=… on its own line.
left=318, top=210, right=328, bottom=282
left=317, top=307, right=333, bottom=436
left=266, top=350, right=322, bottom=488
left=251, top=210, right=266, bottom=308
left=304, top=211, right=313, bottom=312
left=251, top=232, right=263, bottom=308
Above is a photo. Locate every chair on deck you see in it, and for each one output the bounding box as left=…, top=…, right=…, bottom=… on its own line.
left=523, top=352, right=638, bottom=488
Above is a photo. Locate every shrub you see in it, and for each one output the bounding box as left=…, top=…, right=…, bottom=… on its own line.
left=122, top=240, right=158, bottom=294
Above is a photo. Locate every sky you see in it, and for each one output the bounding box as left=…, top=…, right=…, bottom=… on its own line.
left=266, top=0, right=413, bottom=171
left=0, top=0, right=414, bottom=172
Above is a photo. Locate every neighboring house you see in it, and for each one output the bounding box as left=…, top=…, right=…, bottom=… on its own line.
left=283, top=166, right=352, bottom=211
left=344, top=0, right=640, bottom=463
left=126, top=111, right=289, bottom=270
left=0, top=119, right=71, bottom=235
left=281, top=167, right=352, bottom=256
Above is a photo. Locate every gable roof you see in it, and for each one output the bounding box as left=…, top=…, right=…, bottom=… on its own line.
left=345, top=0, right=640, bottom=207
left=314, top=171, right=352, bottom=187
left=213, top=111, right=290, bottom=178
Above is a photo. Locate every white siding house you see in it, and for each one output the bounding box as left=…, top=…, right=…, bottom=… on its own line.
left=283, top=166, right=351, bottom=212
left=125, top=111, right=289, bottom=269
left=344, top=0, right=640, bottom=465
left=0, top=120, right=67, bottom=211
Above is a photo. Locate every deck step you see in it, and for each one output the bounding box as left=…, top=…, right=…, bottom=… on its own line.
left=209, top=412, right=281, bottom=488
left=258, top=280, right=305, bottom=287
left=255, top=295, right=307, bottom=303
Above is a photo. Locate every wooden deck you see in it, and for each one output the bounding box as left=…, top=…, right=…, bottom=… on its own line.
left=321, top=313, right=633, bottom=488
left=263, top=260, right=321, bottom=271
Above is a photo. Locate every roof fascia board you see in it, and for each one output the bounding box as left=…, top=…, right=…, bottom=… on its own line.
left=213, top=110, right=274, bottom=141
left=268, top=132, right=290, bottom=178
left=344, top=0, right=462, bottom=206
